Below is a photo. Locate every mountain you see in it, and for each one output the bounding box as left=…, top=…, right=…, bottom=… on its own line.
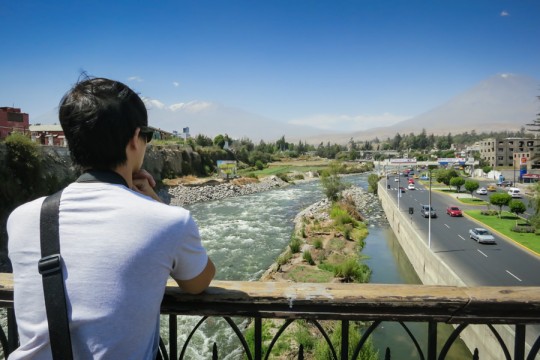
left=143, top=100, right=333, bottom=141
left=305, top=73, right=540, bottom=144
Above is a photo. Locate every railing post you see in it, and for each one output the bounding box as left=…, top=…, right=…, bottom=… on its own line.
left=341, top=320, right=349, bottom=360
left=169, top=315, right=177, bottom=359
left=514, top=324, right=525, bottom=360
left=255, top=317, right=262, bottom=360
left=427, top=321, right=437, bottom=360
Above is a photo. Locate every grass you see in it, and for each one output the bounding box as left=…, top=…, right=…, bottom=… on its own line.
left=457, top=197, right=489, bottom=205
left=465, top=210, right=540, bottom=254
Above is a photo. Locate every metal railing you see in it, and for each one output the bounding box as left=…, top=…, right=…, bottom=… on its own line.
left=1, top=274, right=539, bottom=359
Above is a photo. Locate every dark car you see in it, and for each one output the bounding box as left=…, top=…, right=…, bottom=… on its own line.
left=446, top=206, right=463, bottom=217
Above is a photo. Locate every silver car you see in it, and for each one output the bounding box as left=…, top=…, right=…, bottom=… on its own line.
left=469, top=228, right=496, bottom=244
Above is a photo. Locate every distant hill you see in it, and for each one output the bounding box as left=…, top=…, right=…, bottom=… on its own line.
left=304, top=73, right=540, bottom=144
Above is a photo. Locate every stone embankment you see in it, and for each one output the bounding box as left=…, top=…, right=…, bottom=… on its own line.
left=294, top=187, right=388, bottom=227
left=161, top=175, right=290, bottom=206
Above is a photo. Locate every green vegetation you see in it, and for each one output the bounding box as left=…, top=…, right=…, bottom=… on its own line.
left=321, top=162, right=349, bottom=201
left=465, top=210, right=540, bottom=254
left=314, top=322, right=378, bottom=360
left=289, top=236, right=301, bottom=253
left=464, top=180, right=480, bottom=197
left=489, top=193, right=512, bottom=217
left=367, top=173, right=379, bottom=194
left=450, top=176, right=465, bottom=193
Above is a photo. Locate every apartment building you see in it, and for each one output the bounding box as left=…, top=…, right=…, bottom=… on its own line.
left=0, top=107, right=29, bottom=139
left=477, top=137, right=539, bottom=168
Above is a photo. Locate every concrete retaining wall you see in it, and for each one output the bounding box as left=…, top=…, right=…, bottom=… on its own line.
left=377, top=182, right=526, bottom=360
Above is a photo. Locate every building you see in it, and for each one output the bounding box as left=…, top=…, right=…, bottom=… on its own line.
left=0, top=107, right=29, bottom=139
left=29, top=124, right=66, bottom=146
left=477, top=137, right=539, bottom=168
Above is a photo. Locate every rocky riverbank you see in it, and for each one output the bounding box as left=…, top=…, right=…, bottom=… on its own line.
left=294, top=187, right=388, bottom=227
left=160, top=175, right=290, bottom=206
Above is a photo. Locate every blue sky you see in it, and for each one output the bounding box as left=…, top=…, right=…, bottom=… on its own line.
left=1, top=0, right=539, bottom=133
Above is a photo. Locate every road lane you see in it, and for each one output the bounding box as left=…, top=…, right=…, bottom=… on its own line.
left=385, top=181, right=540, bottom=287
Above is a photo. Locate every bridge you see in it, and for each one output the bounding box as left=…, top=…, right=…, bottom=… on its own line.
left=0, top=273, right=539, bottom=359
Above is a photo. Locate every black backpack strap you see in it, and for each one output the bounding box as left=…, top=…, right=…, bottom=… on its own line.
left=38, top=190, right=74, bottom=360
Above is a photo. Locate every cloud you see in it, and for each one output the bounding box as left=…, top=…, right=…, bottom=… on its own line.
left=169, top=101, right=213, bottom=113
left=289, top=113, right=411, bottom=132
left=141, top=97, right=165, bottom=109
left=173, top=81, right=180, bottom=87
left=127, top=76, right=144, bottom=82
left=500, top=10, right=509, bottom=17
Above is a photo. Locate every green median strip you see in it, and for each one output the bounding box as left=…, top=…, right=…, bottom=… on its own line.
left=465, top=210, right=540, bottom=255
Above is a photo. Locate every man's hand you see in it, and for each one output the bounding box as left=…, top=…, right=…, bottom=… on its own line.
left=132, top=169, right=163, bottom=202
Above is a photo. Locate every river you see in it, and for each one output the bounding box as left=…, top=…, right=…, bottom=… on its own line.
left=171, top=173, right=470, bottom=359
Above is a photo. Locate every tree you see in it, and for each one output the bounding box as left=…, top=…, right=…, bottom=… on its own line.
left=450, top=177, right=465, bottom=193
left=464, top=180, right=480, bottom=198
left=213, top=134, right=225, bottom=149
left=436, top=169, right=458, bottom=187
left=320, top=162, right=347, bottom=202
left=367, top=174, right=379, bottom=194
left=482, top=166, right=492, bottom=175
left=509, top=199, right=526, bottom=219
left=489, top=193, right=512, bottom=218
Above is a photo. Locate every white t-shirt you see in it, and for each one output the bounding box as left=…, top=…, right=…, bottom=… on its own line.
left=7, top=181, right=209, bottom=360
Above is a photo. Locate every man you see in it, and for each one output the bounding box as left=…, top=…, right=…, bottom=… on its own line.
left=7, top=77, right=215, bottom=359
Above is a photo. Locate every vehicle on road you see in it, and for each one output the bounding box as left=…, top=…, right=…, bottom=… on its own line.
left=408, top=183, right=415, bottom=190
left=487, top=184, right=497, bottom=192
left=476, top=187, right=488, bottom=195
left=507, top=187, right=522, bottom=198
left=394, top=177, right=399, bottom=182
left=399, top=186, right=406, bottom=193
left=408, top=178, right=415, bottom=184
left=420, top=175, right=429, bottom=180
left=498, top=180, right=513, bottom=187
left=420, top=205, right=437, bottom=218
left=446, top=206, right=463, bottom=217
left=469, top=228, right=496, bottom=244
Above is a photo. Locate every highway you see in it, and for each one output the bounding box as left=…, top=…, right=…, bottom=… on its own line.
left=384, top=176, right=540, bottom=287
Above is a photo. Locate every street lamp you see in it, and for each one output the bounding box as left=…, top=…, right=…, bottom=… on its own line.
left=427, top=165, right=437, bottom=249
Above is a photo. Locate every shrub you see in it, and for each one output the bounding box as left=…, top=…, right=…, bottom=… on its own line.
left=275, top=172, right=289, bottom=182
left=289, top=236, right=301, bottom=253
left=334, top=258, right=371, bottom=283
left=512, top=225, right=535, bottom=233
left=480, top=210, right=498, bottom=216
left=303, top=250, right=315, bottom=265
left=277, top=252, right=292, bottom=266
left=294, top=173, right=305, bottom=180
left=255, top=160, right=264, bottom=170
left=313, top=238, right=323, bottom=249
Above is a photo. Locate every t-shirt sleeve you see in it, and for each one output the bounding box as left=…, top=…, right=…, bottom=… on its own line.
left=170, top=215, right=209, bottom=281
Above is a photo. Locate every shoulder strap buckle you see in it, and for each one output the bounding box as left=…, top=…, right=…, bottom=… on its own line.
left=38, top=254, right=62, bottom=276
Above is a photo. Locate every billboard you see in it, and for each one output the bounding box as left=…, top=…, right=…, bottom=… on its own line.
left=437, top=158, right=466, bottom=165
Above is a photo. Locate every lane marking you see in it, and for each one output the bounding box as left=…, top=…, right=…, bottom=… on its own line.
left=506, top=270, right=522, bottom=282
left=477, top=249, right=488, bottom=258
left=458, top=235, right=465, bottom=241
left=444, top=224, right=450, bottom=229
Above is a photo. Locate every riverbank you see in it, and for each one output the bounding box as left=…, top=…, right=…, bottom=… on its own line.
left=260, top=186, right=387, bottom=283
left=160, top=175, right=290, bottom=206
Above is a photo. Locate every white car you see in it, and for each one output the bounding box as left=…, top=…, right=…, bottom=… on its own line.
left=469, top=228, right=496, bottom=244
left=407, top=183, right=415, bottom=190
left=394, top=177, right=399, bottom=182
left=476, top=187, right=487, bottom=195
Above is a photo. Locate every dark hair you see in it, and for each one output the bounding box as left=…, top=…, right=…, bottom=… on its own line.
left=59, top=77, right=148, bottom=169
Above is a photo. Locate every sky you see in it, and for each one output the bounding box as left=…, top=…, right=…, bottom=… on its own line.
left=1, top=0, right=539, bottom=134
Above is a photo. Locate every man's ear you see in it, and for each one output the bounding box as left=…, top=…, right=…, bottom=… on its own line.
left=128, top=128, right=142, bottom=150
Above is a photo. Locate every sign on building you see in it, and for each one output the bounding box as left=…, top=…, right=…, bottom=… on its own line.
left=217, top=160, right=237, bottom=179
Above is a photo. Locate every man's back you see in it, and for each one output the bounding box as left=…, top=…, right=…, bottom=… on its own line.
left=8, top=181, right=209, bottom=359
